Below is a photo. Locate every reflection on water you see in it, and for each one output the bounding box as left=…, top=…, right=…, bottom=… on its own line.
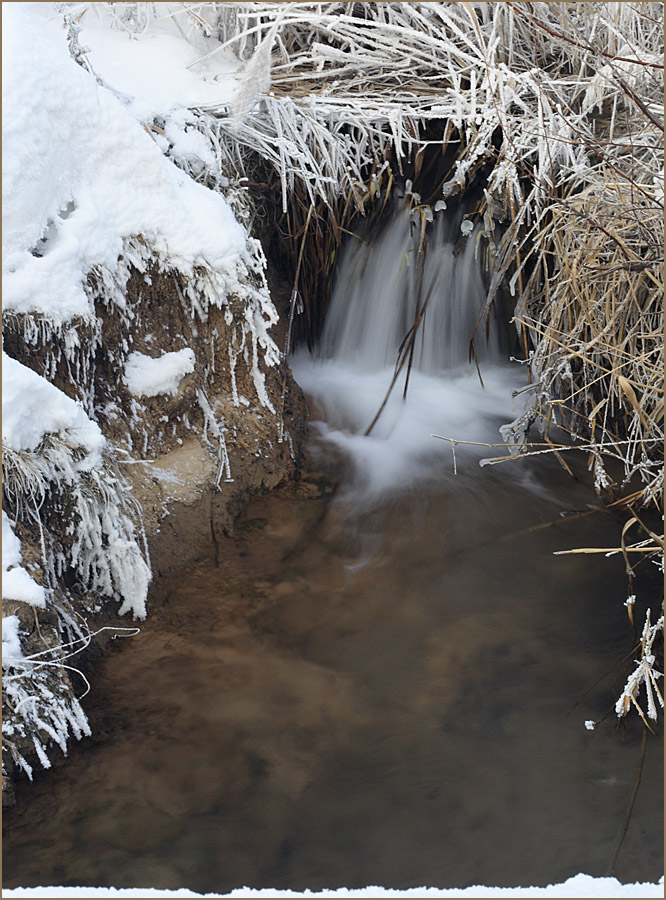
left=2, top=451, right=663, bottom=892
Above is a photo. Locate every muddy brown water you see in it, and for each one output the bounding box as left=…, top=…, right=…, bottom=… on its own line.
left=2, top=450, right=663, bottom=893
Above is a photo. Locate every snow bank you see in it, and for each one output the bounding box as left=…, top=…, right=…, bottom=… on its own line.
left=1, top=2, right=288, bottom=784
left=2, top=874, right=664, bottom=897
left=2, top=3, right=280, bottom=408
left=2, top=3, right=246, bottom=324
left=124, top=348, right=195, bottom=398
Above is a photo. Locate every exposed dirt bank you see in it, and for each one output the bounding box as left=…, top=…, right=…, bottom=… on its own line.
left=2, top=254, right=307, bottom=803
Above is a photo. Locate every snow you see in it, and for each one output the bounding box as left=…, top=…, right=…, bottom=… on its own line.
left=3, top=510, right=25, bottom=573
left=2, top=616, right=24, bottom=667
left=2, top=3, right=247, bottom=324
left=124, top=348, right=195, bottom=398
left=1, top=874, right=664, bottom=897
left=2, top=352, right=104, bottom=458
left=2, top=566, right=47, bottom=610
left=2, top=511, right=46, bottom=610
left=77, top=15, right=239, bottom=124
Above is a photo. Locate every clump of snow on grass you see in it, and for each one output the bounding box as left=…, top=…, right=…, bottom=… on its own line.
left=2, top=566, right=47, bottom=611
left=615, top=609, right=664, bottom=722
left=2, top=511, right=47, bottom=610
left=124, top=348, right=195, bottom=398
left=2, top=350, right=150, bottom=624
left=2, top=616, right=24, bottom=667
left=2, top=352, right=104, bottom=459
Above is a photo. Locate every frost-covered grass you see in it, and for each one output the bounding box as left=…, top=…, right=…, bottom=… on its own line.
left=2, top=353, right=150, bottom=778
left=2, top=353, right=150, bottom=621
left=201, top=1, right=664, bottom=504
left=179, top=0, right=661, bottom=725
left=105, top=1, right=660, bottom=517
left=182, top=1, right=661, bottom=726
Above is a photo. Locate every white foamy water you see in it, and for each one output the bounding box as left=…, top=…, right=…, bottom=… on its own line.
left=292, top=205, right=525, bottom=502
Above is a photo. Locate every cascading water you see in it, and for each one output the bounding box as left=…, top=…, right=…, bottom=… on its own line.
left=319, top=205, right=503, bottom=371
left=292, top=201, right=525, bottom=502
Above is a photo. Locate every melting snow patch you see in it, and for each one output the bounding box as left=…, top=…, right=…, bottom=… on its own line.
left=124, top=348, right=195, bottom=398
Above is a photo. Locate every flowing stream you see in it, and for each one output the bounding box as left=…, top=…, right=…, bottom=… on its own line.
left=3, top=208, right=663, bottom=892
left=291, top=205, right=516, bottom=506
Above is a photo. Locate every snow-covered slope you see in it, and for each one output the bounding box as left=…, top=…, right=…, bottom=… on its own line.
left=2, top=3, right=246, bottom=323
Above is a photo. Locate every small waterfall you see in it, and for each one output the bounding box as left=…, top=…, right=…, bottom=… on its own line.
left=292, top=203, right=525, bottom=503
left=319, top=209, right=503, bottom=372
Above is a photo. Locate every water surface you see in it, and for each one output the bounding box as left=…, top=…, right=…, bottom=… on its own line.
left=3, top=451, right=663, bottom=892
